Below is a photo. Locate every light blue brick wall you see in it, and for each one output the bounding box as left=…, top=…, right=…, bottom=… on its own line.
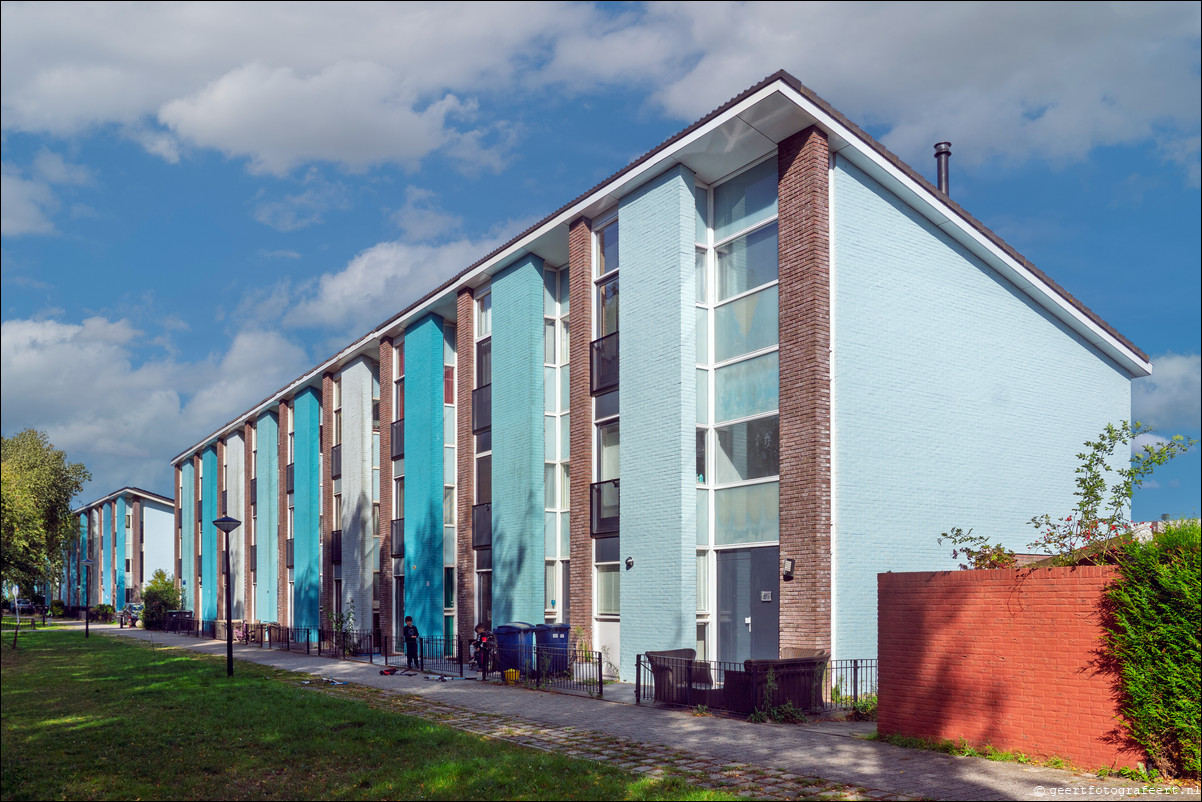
left=255, top=411, right=279, bottom=622
left=201, top=446, right=218, bottom=620
left=491, top=254, right=546, bottom=625
left=340, top=358, right=376, bottom=621
left=114, top=496, right=127, bottom=606
left=831, top=155, right=1133, bottom=659
left=293, top=387, right=322, bottom=630
left=77, top=515, right=87, bottom=606
left=101, top=504, right=111, bottom=605
left=180, top=461, right=195, bottom=611
left=617, top=164, right=698, bottom=680
left=403, top=314, right=446, bottom=638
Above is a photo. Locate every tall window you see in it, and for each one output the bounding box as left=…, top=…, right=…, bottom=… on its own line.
left=544, top=266, right=570, bottom=622
left=442, top=323, right=457, bottom=641
left=593, top=218, right=620, bottom=619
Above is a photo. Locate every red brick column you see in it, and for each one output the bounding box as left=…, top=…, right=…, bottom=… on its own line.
left=567, top=216, right=594, bottom=645
left=377, top=337, right=394, bottom=648
left=778, top=126, right=832, bottom=655
left=243, top=421, right=254, bottom=619
left=277, top=401, right=289, bottom=624
left=321, top=372, right=334, bottom=628
left=455, top=289, right=476, bottom=642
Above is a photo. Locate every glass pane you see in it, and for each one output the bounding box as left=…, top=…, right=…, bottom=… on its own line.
left=597, top=276, right=619, bottom=336
left=545, top=512, right=557, bottom=557
left=545, top=320, right=556, bottom=365
left=545, top=417, right=556, bottom=462
left=443, top=447, right=456, bottom=485
left=559, top=512, right=570, bottom=555
left=475, top=455, right=491, bottom=503
left=596, top=564, right=620, bottom=615
left=476, top=294, right=492, bottom=338
left=695, top=187, right=708, bottom=244
left=545, top=563, right=556, bottom=610
left=559, top=463, right=570, bottom=509
left=558, top=267, right=570, bottom=311
left=717, top=222, right=778, bottom=301
left=714, top=158, right=777, bottom=240
left=715, top=481, right=779, bottom=545
left=476, top=338, right=492, bottom=386
left=444, top=406, right=455, bottom=445
left=715, top=285, right=778, bottom=362
left=715, top=351, right=778, bottom=423
left=559, top=319, right=570, bottom=364
left=559, top=416, right=570, bottom=460
left=544, top=270, right=557, bottom=317
left=595, top=535, right=620, bottom=563
left=544, top=366, right=557, bottom=413
left=559, top=366, right=569, bottom=412
left=697, top=489, right=709, bottom=546
left=696, top=552, right=708, bottom=612
left=394, top=478, right=404, bottom=519
left=715, top=415, right=780, bottom=484
left=443, top=526, right=456, bottom=565
left=444, top=326, right=456, bottom=365
left=598, top=222, right=619, bottom=276
left=475, top=429, right=491, bottom=453
left=597, top=422, right=619, bottom=481
left=696, top=307, right=708, bottom=364
left=443, top=487, right=456, bottom=526
left=696, top=622, right=708, bottom=661
left=544, top=464, right=556, bottom=509
left=696, top=369, right=708, bottom=425
left=695, top=248, right=708, bottom=305
left=595, top=389, right=619, bottom=420
left=696, top=428, right=706, bottom=485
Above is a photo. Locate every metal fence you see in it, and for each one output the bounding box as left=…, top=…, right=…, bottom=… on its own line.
left=389, top=635, right=464, bottom=676
left=317, top=628, right=385, bottom=662
left=634, top=653, right=877, bottom=715
left=479, top=642, right=605, bottom=698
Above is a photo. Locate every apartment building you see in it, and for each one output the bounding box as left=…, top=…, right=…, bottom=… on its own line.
left=66, top=487, right=175, bottom=609
left=167, top=71, right=1150, bottom=680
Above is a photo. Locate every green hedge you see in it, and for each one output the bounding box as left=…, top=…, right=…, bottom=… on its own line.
left=1103, top=520, right=1200, bottom=779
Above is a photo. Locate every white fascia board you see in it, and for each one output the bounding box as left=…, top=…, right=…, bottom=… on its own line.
left=72, top=487, right=173, bottom=515
left=170, top=84, right=788, bottom=467
left=775, top=85, right=1151, bottom=379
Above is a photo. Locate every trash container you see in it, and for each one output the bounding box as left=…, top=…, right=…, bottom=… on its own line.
left=494, top=622, right=535, bottom=674
left=534, top=623, right=571, bottom=675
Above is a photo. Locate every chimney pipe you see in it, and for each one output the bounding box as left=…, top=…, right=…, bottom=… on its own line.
left=934, top=141, right=952, bottom=195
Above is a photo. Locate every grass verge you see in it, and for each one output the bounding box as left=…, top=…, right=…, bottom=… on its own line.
left=2, top=629, right=734, bottom=801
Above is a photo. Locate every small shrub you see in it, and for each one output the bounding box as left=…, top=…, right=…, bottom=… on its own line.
left=850, top=693, right=878, bottom=722
left=49, top=600, right=65, bottom=618
left=140, top=569, right=181, bottom=630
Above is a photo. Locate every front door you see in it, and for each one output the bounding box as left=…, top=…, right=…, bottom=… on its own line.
left=717, top=546, right=779, bottom=663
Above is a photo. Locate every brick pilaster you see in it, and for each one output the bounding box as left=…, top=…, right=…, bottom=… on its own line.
left=321, top=372, right=334, bottom=628
left=455, top=289, right=476, bottom=642
left=777, top=126, right=832, bottom=655
left=567, top=216, right=594, bottom=645
left=243, top=421, right=254, bottom=620
left=277, top=401, right=289, bottom=625
left=378, top=336, right=395, bottom=649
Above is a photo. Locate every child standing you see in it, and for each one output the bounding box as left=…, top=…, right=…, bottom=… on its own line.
left=403, top=616, right=420, bottom=670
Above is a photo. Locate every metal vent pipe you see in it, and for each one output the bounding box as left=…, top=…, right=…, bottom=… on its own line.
left=934, top=141, right=952, bottom=195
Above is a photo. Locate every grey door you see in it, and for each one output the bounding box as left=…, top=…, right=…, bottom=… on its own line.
left=717, top=546, right=780, bottom=663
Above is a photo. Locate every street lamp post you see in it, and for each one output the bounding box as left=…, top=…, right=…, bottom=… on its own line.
left=213, top=516, right=241, bottom=678
left=82, top=557, right=95, bottom=638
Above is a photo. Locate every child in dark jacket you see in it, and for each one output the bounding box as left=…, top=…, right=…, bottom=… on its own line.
left=403, top=616, right=420, bottom=669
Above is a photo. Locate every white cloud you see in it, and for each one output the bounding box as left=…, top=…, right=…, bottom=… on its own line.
left=0, top=164, right=57, bottom=235
left=1133, top=353, right=1202, bottom=433
left=0, top=315, right=310, bottom=498
left=253, top=171, right=351, bottom=231
left=391, top=187, right=462, bottom=242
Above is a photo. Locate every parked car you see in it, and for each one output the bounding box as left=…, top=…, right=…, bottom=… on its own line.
left=121, top=603, right=144, bottom=625
left=15, top=599, right=36, bottom=614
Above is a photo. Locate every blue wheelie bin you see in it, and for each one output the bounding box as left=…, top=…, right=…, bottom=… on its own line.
left=534, top=623, right=571, bottom=676
left=494, top=622, right=535, bottom=675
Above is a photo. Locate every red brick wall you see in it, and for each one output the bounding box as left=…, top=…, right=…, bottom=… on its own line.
left=878, top=567, right=1142, bottom=770
left=243, top=421, right=254, bottom=619
left=378, top=336, right=395, bottom=648
left=778, top=126, right=832, bottom=654
left=456, top=289, right=476, bottom=641
left=567, top=215, right=593, bottom=645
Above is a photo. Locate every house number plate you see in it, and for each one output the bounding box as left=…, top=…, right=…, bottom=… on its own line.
left=760, top=591, right=772, bottom=602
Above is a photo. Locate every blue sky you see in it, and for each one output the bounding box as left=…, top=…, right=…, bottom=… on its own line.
left=2, top=2, right=1199, bottom=522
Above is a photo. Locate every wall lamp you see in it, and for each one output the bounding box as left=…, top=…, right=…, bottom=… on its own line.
left=782, top=557, right=795, bottom=581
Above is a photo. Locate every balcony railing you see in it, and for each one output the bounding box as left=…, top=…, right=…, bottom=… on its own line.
left=331, top=444, right=342, bottom=478
left=331, top=530, right=342, bottom=564
left=248, top=543, right=257, bottom=568
left=249, top=477, right=257, bottom=500
left=390, top=419, right=405, bottom=459
left=590, top=478, right=620, bottom=534
left=286, top=538, right=295, bottom=568
left=472, top=502, right=492, bottom=549
left=196, top=499, right=202, bottom=522
left=390, top=519, right=405, bottom=557
left=195, top=553, right=202, bottom=579
left=286, top=462, right=295, bottom=494
left=221, top=490, right=227, bottom=515
left=472, top=384, right=492, bottom=433
left=590, top=331, right=619, bottom=395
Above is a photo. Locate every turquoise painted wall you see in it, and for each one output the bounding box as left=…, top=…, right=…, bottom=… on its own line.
left=101, top=504, right=111, bottom=605
left=491, top=254, right=546, bottom=625
left=114, top=496, right=127, bottom=606
left=617, top=164, right=698, bottom=680
left=201, top=446, right=218, bottom=620
left=831, top=155, right=1133, bottom=659
left=256, top=411, right=279, bottom=622
left=403, top=314, right=446, bottom=638
left=293, top=387, right=322, bottom=630
left=180, top=461, right=195, bottom=611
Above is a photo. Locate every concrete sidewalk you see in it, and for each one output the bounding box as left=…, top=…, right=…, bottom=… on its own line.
left=98, top=624, right=1174, bottom=801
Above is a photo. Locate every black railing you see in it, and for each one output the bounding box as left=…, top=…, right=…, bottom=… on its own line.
left=196, top=499, right=202, bottom=522
left=822, top=659, right=878, bottom=713
left=286, top=462, right=294, bottom=493
left=331, top=444, right=342, bottom=478
left=249, top=477, right=257, bottom=500
left=318, top=627, right=383, bottom=661
left=472, top=384, right=492, bottom=433
left=390, top=635, right=463, bottom=676
left=590, top=331, right=619, bottom=395
left=195, top=553, right=202, bottom=578
left=221, top=490, right=227, bottom=515
left=590, top=478, right=620, bottom=534
left=285, top=538, right=294, bottom=568
left=331, top=530, right=342, bottom=564
left=247, top=543, right=257, bottom=568
left=477, top=642, right=604, bottom=698
left=472, top=502, right=492, bottom=548
left=390, top=519, right=405, bottom=557
left=266, top=624, right=313, bottom=653
left=176, top=507, right=182, bottom=528
left=390, top=420, right=404, bottom=459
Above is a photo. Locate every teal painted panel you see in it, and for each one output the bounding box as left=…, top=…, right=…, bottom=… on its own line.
left=101, top=504, right=111, bottom=605
left=403, top=314, right=446, bottom=638
left=256, top=411, right=279, bottom=622
left=77, top=515, right=87, bottom=606
left=491, top=254, right=545, bottom=625
left=293, top=387, right=322, bottom=630
left=617, top=164, right=697, bottom=680
left=831, top=155, right=1132, bottom=659
left=180, top=461, right=195, bottom=611
left=201, top=446, right=218, bottom=620
left=115, top=496, right=127, bottom=606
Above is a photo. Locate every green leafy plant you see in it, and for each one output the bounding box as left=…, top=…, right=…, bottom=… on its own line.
left=139, top=569, right=181, bottom=630
left=937, top=527, right=1016, bottom=570
left=747, top=668, right=808, bottom=725
left=49, top=599, right=64, bottom=618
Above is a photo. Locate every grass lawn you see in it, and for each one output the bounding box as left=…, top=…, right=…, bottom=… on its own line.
left=2, top=629, right=734, bottom=801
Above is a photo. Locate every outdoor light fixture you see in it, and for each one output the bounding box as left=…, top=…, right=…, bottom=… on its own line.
left=213, top=516, right=241, bottom=678
left=82, top=557, right=95, bottom=638
left=782, top=558, right=795, bottom=581
left=624, top=557, right=634, bottom=570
